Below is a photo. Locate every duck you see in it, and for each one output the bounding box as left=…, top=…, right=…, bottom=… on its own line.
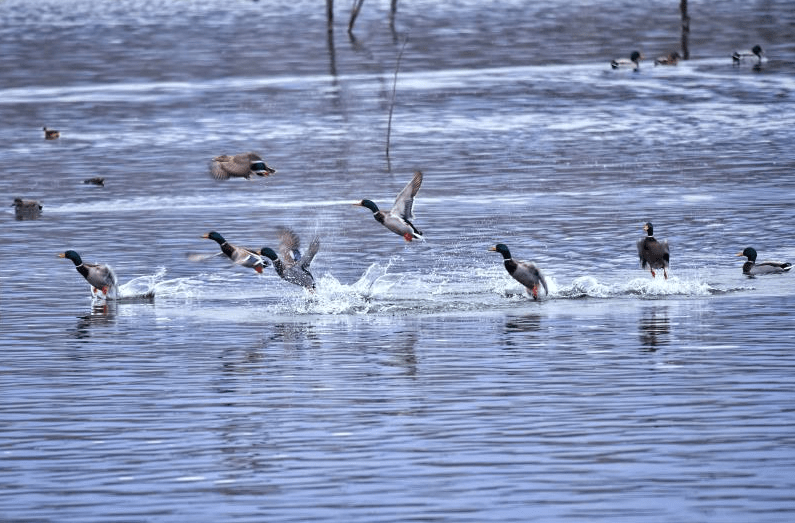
left=611, top=50, right=643, bottom=71
left=43, top=126, right=59, bottom=140
left=736, top=247, right=791, bottom=276
left=732, top=45, right=763, bottom=65
left=202, top=231, right=270, bottom=273
left=489, top=243, right=548, bottom=300
left=209, top=152, right=276, bottom=180
left=654, top=52, right=681, bottom=66
left=354, top=170, right=424, bottom=242
left=83, top=177, right=105, bottom=187
left=59, top=250, right=118, bottom=298
left=637, top=222, right=669, bottom=279
left=259, top=227, right=320, bottom=291
left=12, top=197, right=42, bottom=220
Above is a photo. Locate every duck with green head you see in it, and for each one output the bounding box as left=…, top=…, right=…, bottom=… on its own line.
left=354, top=170, right=424, bottom=242
left=58, top=250, right=118, bottom=298
left=732, top=45, right=763, bottom=65
left=259, top=227, right=320, bottom=291
left=611, top=50, right=643, bottom=71
left=489, top=243, right=548, bottom=300
left=202, top=231, right=269, bottom=273
left=736, top=247, right=791, bottom=276
left=637, top=222, right=669, bottom=279
left=209, top=152, right=276, bottom=180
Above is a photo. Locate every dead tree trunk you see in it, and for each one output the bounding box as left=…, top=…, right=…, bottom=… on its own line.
left=348, top=0, right=365, bottom=35
left=680, top=0, right=690, bottom=60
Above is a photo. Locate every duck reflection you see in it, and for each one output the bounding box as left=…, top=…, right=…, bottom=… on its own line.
left=503, top=314, right=541, bottom=348
left=71, top=301, right=117, bottom=339
left=638, top=306, right=670, bottom=351
left=382, top=330, right=418, bottom=377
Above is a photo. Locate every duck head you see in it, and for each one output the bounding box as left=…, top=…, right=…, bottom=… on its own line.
left=737, top=247, right=757, bottom=262
left=59, top=250, right=83, bottom=266
left=489, top=243, right=512, bottom=260
left=355, top=199, right=380, bottom=213
left=630, top=50, right=643, bottom=63
left=259, top=247, right=279, bottom=261
left=203, top=231, right=226, bottom=245
left=752, top=45, right=764, bottom=58
left=643, top=222, right=654, bottom=236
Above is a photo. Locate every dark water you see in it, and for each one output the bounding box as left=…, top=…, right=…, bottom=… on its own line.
left=2, top=0, right=795, bottom=521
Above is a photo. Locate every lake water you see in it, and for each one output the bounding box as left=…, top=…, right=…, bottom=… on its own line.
left=2, top=0, right=795, bottom=521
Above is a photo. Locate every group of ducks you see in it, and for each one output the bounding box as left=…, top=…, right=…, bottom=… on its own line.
left=610, top=44, right=764, bottom=71
left=56, top=165, right=791, bottom=302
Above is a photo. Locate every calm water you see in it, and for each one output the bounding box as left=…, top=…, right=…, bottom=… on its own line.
left=2, top=0, right=795, bottom=521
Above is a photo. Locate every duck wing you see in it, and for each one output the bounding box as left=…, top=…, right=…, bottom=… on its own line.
left=389, top=170, right=423, bottom=221
left=512, top=260, right=547, bottom=295
left=277, top=227, right=302, bottom=269
left=210, top=155, right=250, bottom=180
left=753, top=261, right=793, bottom=275
left=638, top=237, right=670, bottom=268
left=83, top=262, right=118, bottom=290
left=300, top=235, right=321, bottom=270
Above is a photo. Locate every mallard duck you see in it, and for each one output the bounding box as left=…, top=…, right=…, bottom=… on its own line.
left=736, top=247, right=791, bottom=276
left=202, top=231, right=269, bottom=273
left=732, top=45, right=763, bottom=65
left=59, top=250, right=118, bottom=297
left=43, top=126, right=59, bottom=140
left=354, top=170, right=424, bottom=242
left=259, top=227, right=320, bottom=291
left=489, top=243, right=548, bottom=300
left=637, top=222, right=669, bottom=279
left=209, top=152, right=276, bottom=180
left=12, top=198, right=42, bottom=220
left=654, top=52, right=681, bottom=66
left=611, top=51, right=643, bottom=71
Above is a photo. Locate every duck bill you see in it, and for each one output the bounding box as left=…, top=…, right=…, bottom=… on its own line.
left=57, top=253, right=66, bottom=258
left=735, top=252, right=744, bottom=257
left=488, top=246, right=497, bottom=252
left=201, top=233, right=210, bottom=239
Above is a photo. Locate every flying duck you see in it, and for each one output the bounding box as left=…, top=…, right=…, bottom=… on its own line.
left=654, top=52, right=681, bottom=66
left=59, top=250, right=118, bottom=298
left=202, top=231, right=269, bottom=273
left=259, top=227, right=320, bottom=291
left=209, top=152, right=276, bottom=180
left=736, top=247, right=791, bottom=276
left=354, top=170, right=424, bottom=242
left=12, top=198, right=42, bottom=220
left=732, top=45, right=763, bottom=65
left=489, top=243, right=548, bottom=300
left=611, top=51, right=643, bottom=71
left=43, top=127, right=59, bottom=140
left=637, top=222, right=669, bottom=279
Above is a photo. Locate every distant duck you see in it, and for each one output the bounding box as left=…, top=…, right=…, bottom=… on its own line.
left=732, top=45, right=763, bottom=65
left=202, top=231, right=270, bottom=273
left=12, top=197, right=42, bottom=220
left=43, top=126, right=59, bottom=140
left=654, top=52, right=681, bottom=66
left=355, top=170, right=424, bottom=242
left=83, top=177, right=105, bottom=187
left=611, top=50, right=643, bottom=71
left=736, top=247, right=792, bottom=276
left=637, top=222, right=669, bottom=279
left=489, top=243, right=548, bottom=300
left=59, top=250, right=118, bottom=298
left=209, top=152, right=276, bottom=180
left=259, top=227, right=320, bottom=291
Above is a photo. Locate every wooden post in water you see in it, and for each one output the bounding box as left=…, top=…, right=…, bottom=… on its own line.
left=680, top=0, right=690, bottom=60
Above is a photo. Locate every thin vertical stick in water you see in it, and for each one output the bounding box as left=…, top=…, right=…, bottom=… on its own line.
left=680, top=0, right=690, bottom=60
left=386, top=37, right=408, bottom=162
left=348, top=0, right=365, bottom=35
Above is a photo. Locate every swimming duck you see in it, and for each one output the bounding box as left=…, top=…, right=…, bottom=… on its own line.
left=611, top=51, right=643, bottom=71
left=654, top=52, right=681, bottom=66
left=637, top=222, right=669, bottom=279
left=83, top=177, right=105, bottom=187
left=489, top=243, right=548, bottom=300
left=736, top=247, right=791, bottom=276
left=732, top=45, right=763, bottom=65
left=259, top=227, right=320, bottom=291
left=12, top=198, right=42, bottom=220
left=209, top=152, right=276, bottom=180
left=202, top=231, right=269, bottom=273
left=354, top=170, right=424, bottom=242
left=59, top=250, right=118, bottom=298
left=43, top=126, right=59, bottom=140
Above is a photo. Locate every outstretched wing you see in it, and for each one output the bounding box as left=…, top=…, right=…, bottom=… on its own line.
left=300, top=235, right=321, bottom=269
left=187, top=251, right=224, bottom=263
left=277, top=227, right=302, bottom=268
left=390, top=170, right=423, bottom=220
